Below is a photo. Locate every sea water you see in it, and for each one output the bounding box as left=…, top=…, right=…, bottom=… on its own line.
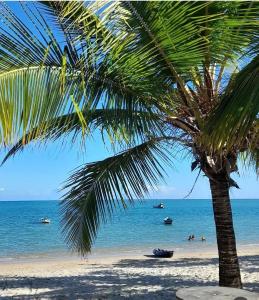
left=0, top=199, right=258, bottom=259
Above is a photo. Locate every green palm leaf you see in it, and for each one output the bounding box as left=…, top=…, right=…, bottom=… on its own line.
left=0, top=67, right=70, bottom=144
left=205, top=55, right=259, bottom=149
left=60, top=137, right=174, bottom=254
left=0, top=2, right=162, bottom=145
left=2, top=108, right=165, bottom=164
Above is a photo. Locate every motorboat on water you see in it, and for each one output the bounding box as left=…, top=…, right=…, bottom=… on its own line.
left=41, top=217, right=51, bottom=224
left=153, top=248, right=174, bottom=258
left=164, top=217, right=173, bottom=224
left=153, top=203, right=164, bottom=209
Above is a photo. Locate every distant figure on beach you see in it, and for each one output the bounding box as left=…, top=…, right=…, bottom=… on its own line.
left=201, top=236, right=206, bottom=241
left=191, top=234, right=195, bottom=240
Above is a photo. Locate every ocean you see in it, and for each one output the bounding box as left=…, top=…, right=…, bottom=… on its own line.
left=0, top=199, right=258, bottom=260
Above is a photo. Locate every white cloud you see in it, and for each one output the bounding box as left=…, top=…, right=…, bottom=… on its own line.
left=147, top=185, right=176, bottom=198
left=0, top=187, right=5, bottom=192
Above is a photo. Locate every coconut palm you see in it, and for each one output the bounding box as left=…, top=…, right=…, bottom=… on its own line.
left=0, top=1, right=258, bottom=289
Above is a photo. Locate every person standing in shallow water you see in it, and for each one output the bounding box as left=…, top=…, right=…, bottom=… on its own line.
left=188, top=235, right=195, bottom=241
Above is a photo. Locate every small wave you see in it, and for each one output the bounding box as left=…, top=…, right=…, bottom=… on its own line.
left=0, top=257, right=14, bottom=262
left=239, top=243, right=259, bottom=247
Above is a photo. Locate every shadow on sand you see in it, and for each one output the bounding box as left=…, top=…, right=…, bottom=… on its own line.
left=0, top=255, right=259, bottom=299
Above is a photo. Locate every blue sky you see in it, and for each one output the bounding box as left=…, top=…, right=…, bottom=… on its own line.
left=0, top=133, right=258, bottom=201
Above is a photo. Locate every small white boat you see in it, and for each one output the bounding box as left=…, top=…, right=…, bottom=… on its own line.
left=41, top=218, right=51, bottom=224
left=164, top=217, right=173, bottom=225
left=153, top=203, right=164, bottom=209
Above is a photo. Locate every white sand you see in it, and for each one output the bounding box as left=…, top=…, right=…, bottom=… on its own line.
left=0, top=247, right=259, bottom=299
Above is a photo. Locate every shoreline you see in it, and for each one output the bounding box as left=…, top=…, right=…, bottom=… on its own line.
left=1, top=244, right=258, bottom=273
left=0, top=247, right=259, bottom=299
left=0, top=242, right=258, bottom=265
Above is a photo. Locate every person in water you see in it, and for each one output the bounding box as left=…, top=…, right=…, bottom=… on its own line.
left=188, top=235, right=195, bottom=241
left=201, top=236, right=206, bottom=241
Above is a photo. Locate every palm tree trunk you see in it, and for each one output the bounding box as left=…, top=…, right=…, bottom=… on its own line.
left=209, top=176, right=242, bottom=288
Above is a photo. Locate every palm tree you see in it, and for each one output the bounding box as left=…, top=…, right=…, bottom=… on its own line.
left=0, top=1, right=258, bottom=288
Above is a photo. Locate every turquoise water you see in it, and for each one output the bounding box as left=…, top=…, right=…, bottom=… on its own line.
left=0, top=199, right=258, bottom=259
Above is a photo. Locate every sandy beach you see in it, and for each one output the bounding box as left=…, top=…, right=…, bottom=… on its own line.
left=0, top=247, right=259, bottom=299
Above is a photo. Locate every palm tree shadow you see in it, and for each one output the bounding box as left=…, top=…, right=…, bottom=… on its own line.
left=1, top=255, right=259, bottom=299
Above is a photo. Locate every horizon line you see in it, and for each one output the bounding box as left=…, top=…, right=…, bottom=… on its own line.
left=0, top=198, right=258, bottom=202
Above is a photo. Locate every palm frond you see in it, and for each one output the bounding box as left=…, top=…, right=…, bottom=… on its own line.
left=205, top=55, right=259, bottom=149
left=0, top=2, right=63, bottom=71
left=0, top=66, right=75, bottom=145
left=0, top=2, right=79, bottom=145
left=0, top=2, right=164, bottom=146
left=61, top=137, right=175, bottom=254
left=33, top=2, right=172, bottom=114
left=120, top=1, right=207, bottom=72
left=2, top=108, right=166, bottom=164
left=250, top=148, right=259, bottom=175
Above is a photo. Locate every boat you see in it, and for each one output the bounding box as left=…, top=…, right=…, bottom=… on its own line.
left=41, top=218, right=51, bottom=224
left=153, top=203, right=164, bottom=209
left=164, top=217, right=173, bottom=224
left=153, top=249, right=174, bottom=258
